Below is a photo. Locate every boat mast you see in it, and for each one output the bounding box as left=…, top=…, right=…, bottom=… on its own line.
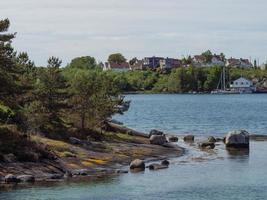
left=223, top=66, right=226, bottom=90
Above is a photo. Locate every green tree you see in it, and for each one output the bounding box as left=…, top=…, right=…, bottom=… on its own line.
left=108, top=53, right=126, bottom=64
left=68, top=56, right=97, bottom=70
left=35, top=57, right=67, bottom=121
left=202, top=50, right=213, bottom=63
left=69, top=69, right=121, bottom=130
left=0, top=19, right=17, bottom=104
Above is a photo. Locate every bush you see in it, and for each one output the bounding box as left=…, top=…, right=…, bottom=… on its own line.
left=0, top=104, right=14, bottom=123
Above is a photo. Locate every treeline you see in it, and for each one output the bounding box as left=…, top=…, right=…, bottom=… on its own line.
left=0, top=19, right=124, bottom=139
left=108, top=66, right=267, bottom=93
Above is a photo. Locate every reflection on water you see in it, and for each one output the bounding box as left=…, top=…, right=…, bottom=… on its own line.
left=1, top=141, right=267, bottom=200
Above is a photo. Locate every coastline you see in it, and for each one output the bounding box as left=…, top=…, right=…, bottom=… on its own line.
left=0, top=127, right=184, bottom=189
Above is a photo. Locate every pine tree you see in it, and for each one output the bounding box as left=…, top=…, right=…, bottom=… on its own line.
left=0, top=19, right=17, bottom=104
left=35, top=57, right=68, bottom=123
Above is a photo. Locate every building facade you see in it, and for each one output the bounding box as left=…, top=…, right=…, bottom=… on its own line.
left=103, top=62, right=130, bottom=72
left=143, top=56, right=164, bottom=69
left=230, top=77, right=256, bottom=93
left=159, top=58, right=182, bottom=69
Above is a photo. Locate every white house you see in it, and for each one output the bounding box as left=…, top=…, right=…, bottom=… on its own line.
left=230, top=77, right=255, bottom=93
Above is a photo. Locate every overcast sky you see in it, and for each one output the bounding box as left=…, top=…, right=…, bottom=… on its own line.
left=1, top=0, right=267, bottom=66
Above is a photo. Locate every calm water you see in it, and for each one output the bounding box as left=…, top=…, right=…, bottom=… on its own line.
left=1, top=94, right=267, bottom=200
left=115, top=94, right=267, bottom=135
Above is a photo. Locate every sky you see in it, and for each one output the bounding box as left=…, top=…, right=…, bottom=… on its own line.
left=1, top=0, right=267, bottom=66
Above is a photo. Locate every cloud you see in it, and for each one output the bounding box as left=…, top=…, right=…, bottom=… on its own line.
left=1, top=0, right=267, bottom=65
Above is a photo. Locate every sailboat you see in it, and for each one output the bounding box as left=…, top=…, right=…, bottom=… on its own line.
left=211, top=66, right=238, bottom=94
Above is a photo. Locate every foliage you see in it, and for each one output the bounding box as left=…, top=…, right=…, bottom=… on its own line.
left=67, top=56, right=98, bottom=70
left=108, top=53, right=126, bottom=64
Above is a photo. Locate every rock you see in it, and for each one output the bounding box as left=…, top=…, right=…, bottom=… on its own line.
left=161, top=160, right=170, bottom=166
left=64, top=171, right=73, bottom=178
left=166, top=135, right=178, bottom=143
left=17, top=175, right=35, bottom=183
left=198, top=142, right=215, bottom=149
left=3, top=154, right=16, bottom=163
left=162, top=143, right=177, bottom=148
left=149, top=129, right=164, bottom=138
left=150, top=135, right=167, bottom=145
left=116, top=169, right=128, bottom=174
left=148, top=163, right=168, bottom=170
left=72, top=169, right=89, bottom=176
left=130, top=159, right=145, bottom=170
left=207, top=136, right=217, bottom=143
left=184, top=135, right=194, bottom=142
left=225, top=130, right=249, bottom=149
left=5, top=174, right=20, bottom=183
left=69, top=137, right=82, bottom=145
left=49, top=173, right=64, bottom=179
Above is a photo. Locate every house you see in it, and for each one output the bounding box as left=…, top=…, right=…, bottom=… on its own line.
left=129, top=60, right=144, bottom=70
left=226, top=58, right=240, bottom=67
left=230, top=77, right=256, bottom=93
left=240, top=59, right=253, bottom=68
left=103, top=62, right=130, bottom=72
left=211, top=55, right=225, bottom=66
left=193, top=55, right=225, bottom=67
left=143, top=56, right=164, bottom=69
left=193, top=55, right=206, bottom=67
left=159, top=58, right=182, bottom=69
left=226, top=58, right=253, bottom=68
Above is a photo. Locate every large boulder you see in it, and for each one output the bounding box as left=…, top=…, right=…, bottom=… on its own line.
left=149, top=129, right=164, bottom=138
left=130, top=159, right=145, bottom=170
left=225, top=130, right=249, bottom=148
left=184, top=135, right=194, bottom=142
left=149, top=135, right=167, bottom=145
left=5, top=174, right=20, bottom=183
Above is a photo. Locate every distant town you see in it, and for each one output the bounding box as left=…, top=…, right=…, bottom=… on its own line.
left=102, top=50, right=266, bottom=72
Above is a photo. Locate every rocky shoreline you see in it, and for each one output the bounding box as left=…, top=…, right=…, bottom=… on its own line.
left=1, top=125, right=264, bottom=190
left=0, top=125, right=184, bottom=189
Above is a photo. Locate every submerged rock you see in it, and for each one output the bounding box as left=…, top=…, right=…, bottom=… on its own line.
left=207, top=136, right=217, bottom=143
left=17, top=175, right=35, bottom=183
left=161, top=160, right=170, bottom=166
left=225, top=130, right=249, bottom=149
left=149, top=135, right=167, bottom=145
left=198, top=142, right=215, bottom=149
left=116, top=169, right=128, bottom=174
left=130, top=159, right=145, bottom=170
left=149, top=129, right=164, bottom=138
left=184, top=135, right=194, bottom=142
left=148, top=163, right=168, bottom=170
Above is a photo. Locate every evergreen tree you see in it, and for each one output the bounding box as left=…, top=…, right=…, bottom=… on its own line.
left=0, top=19, right=17, bottom=104
left=36, top=57, right=67, bottom=122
